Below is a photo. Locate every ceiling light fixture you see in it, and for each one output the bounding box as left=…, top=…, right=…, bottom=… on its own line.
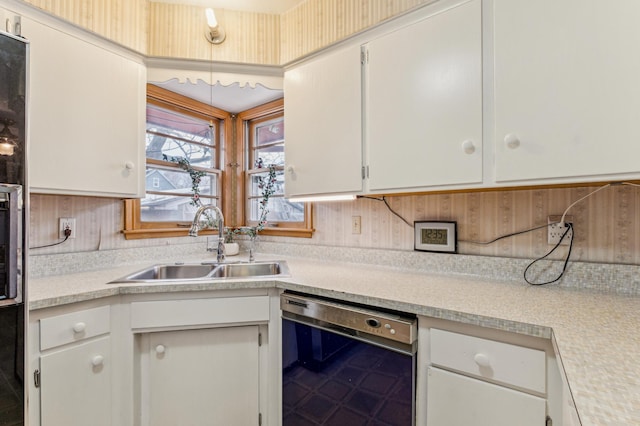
left=0, top=118, right=18, bottom=156
left=205, top=8, right=226, bottom=45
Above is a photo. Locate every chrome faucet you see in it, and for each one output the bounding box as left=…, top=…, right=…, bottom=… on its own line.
left=188, top=205, right=225, bottom=263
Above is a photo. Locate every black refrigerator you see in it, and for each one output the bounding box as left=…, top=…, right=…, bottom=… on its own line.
left=0, top=30, right=27, bottom=425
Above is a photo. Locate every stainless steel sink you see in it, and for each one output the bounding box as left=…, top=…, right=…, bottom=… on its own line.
left=207, top=262, right=282, bottom=278
left=108, top=261, right=289, bottom=284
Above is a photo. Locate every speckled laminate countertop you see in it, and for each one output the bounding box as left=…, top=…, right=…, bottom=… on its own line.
left=28, top=252, right=640, bottom=426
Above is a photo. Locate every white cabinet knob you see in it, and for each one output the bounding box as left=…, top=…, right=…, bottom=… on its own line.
left=474, top=353, right=491, bottom=368
left=155, top=344, right=166, bottom=354
left=125, top=161, right=135, bottom=170
left=72, top=322, right=86, bottom=333
left=91, top=355, right=104, bottom=367
left=504, top=133, right=521, bottom=149
left=286, top=165, right=295, bottom=174
left=461, top=140, right=476, bottom=154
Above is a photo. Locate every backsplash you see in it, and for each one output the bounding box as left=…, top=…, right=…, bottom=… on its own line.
left=29, top=184, right=640, bottom=266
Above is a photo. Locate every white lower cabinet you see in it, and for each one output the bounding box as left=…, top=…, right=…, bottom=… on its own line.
left=40, top=336, right=112, bottom=426
left=138, top=326, right=260, bottom=426
left=129, top=292, right=276, bottom=426
left=427, top=367, right=545, bottom=426
left=416, top=319, right=569, bottom=426
left=30, top=304, right=113, bottom=426
left=426, top=328, right=548, bottom=426
left=29, top=290, right=280, bottom=426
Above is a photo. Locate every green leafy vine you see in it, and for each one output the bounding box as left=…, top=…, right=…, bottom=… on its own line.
left=163, top=154, right=206, bottom=207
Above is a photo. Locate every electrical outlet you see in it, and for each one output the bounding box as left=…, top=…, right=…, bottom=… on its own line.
left=59, top=217, right=76, bottom=239
left=548, top=215, right=573, bottom=245
left=352, top=216, right=361, bottom=234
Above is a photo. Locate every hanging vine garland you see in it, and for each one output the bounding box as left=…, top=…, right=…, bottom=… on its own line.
left=244, top=162, right=277, bottom=239
left=163, top=154, right=206, bottom=207
left=164, top=155, right=277, bottom=240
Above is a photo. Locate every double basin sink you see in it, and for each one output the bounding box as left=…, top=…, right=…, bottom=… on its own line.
left=109, top=260, right=290, bottom=284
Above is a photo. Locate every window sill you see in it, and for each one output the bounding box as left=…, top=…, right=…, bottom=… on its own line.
left=252, top=227, right=314, bottom=239
left=123, top=227, right=314, bottom=240
left=122, top=228, right=218, bottom=240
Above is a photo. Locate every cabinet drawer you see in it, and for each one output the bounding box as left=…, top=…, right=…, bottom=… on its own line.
left=430, top=328, right=546, bottom=393
left=40, top=306, right=110, bottom=351
left=130, top=296, right=270, bottom=329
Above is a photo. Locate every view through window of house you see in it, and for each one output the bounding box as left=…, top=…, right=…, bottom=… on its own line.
left=142, top=103, right=221, bottom=222
left=124, top=87, right=312, bottom=240
left=246, top=109, right=306, bottom=227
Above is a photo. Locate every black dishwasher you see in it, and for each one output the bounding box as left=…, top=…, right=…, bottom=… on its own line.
left=281, top=292, right=417, bottom=426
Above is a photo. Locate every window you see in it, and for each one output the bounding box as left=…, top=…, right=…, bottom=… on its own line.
left=124, top=88, right=312, bottom=239
left=124, top=85, right=228, bottom=239
left=144, top=103, right=220, bottom=220
left=241, top=99, right=312, bottom=237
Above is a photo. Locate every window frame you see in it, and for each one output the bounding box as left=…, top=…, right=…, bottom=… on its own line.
left=123, top=84, right=230, bottom=239
left=124, top=88, right=313, bottom=240
left=240, top=99, right=313, bottom=238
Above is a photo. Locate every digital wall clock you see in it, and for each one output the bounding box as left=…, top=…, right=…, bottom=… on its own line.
left=414, top=221, right=457, bottom=253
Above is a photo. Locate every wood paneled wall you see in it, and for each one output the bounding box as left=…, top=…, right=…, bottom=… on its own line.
left=23, top=0, right=148, bottom=53
left=22, top=0, right=436, bottom=64
left=280, top=0, right=433, bottom=63
left=29, top=184, right=640, bottom=266
left=307, top=185, right=640, bottom=265
left=147, top=3, right=280, bottom=64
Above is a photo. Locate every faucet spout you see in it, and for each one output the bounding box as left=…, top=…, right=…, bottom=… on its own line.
left=189, top=205, right=225, bottom=262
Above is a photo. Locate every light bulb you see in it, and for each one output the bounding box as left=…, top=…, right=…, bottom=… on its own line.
left=0, top=141, right=15, bottom=156
left=205, top=8, right=218, bottom=29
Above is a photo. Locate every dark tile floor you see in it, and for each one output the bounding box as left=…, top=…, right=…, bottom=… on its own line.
left=283, top=342, right=413, bottom=426
left=0, top=305, right=23, bottom=426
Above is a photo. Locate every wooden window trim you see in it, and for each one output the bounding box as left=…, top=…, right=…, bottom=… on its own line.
left=242, top=99, right=314, bottom=237
left=123, top=84, right=228, bottom=240
left=124, top=90, right=313, bottom=240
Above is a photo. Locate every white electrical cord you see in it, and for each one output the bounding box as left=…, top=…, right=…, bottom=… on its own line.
left=622, top=182, right=640, bottom=188
left=559, top=183, right=611, bottom=226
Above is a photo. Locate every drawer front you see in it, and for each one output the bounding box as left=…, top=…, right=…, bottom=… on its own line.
left=40, top=306, right=111, bottom=351
left=427, top=367, right=546, bottom=426
left=130, top=296, right=270, bottom=329
left=430, top=328, right=546, bottom=393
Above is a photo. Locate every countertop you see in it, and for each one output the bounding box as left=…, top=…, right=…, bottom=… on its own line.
left=28, top=253, right=640, bottom=426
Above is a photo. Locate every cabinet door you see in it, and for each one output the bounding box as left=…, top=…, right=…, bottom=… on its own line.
left=40, top=336, right=111, bottom=426
left=284, top=45, right=363, bottom=197
left=143, top=326, right=260, bottom=426
left=493, top=0, right=640, bottom=183
left=366, top=0, right=482, bottom=193
left=427, top=367, right=546, bottom=426
left=22, top=17, right=145, bottom=197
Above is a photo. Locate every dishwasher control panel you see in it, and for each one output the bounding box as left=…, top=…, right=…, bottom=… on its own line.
left=281, top=293, right=417, bottom=346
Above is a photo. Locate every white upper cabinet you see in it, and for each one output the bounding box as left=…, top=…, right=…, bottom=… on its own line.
left=284, top=0, right=482, bottom=198
left=22, top=16, right=146, bottom=197
left=492, top=0, right=640, bottom=184
left=284, top=44, right=363, bottom=198
left=365, top=0, right=482, bottom=193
